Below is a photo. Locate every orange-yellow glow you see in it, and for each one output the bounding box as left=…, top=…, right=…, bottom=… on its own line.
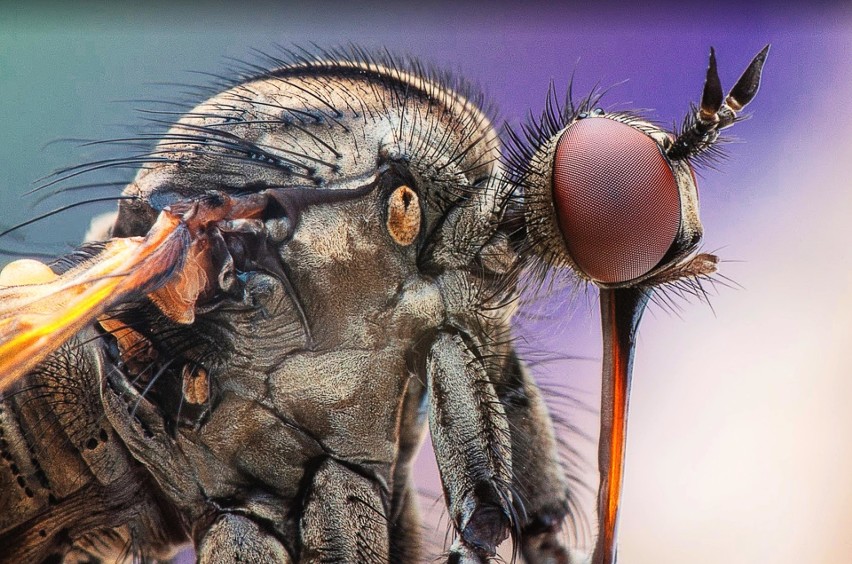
left=0, top=212, right=185, bottom=390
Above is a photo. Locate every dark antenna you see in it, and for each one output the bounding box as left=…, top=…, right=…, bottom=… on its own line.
left=668, top=45, right=769, bottom=160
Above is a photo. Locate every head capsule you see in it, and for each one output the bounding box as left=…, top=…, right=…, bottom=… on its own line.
left=550, top=114, right=700, bottom=286
left=520, top=111, right=702, bottom=288
left=517, top=45, right=768, bottom=289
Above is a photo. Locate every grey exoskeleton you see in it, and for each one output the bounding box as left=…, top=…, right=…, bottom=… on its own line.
left=0, top=46, right=767, bottom=563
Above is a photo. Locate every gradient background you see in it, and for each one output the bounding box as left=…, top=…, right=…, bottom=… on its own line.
left=1, top=2, right=850, bottom=563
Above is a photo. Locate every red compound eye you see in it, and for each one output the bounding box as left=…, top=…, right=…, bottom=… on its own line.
left=552, top=117, right=681, bottom=284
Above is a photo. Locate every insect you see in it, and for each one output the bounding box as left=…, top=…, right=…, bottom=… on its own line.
left=0, top=45, right=767, bottom=563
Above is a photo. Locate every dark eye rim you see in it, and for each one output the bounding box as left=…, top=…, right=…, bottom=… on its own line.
left=377, top=164, right=422, bottom=213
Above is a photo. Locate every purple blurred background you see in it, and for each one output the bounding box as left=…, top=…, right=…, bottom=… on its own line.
left=1, top=2, right=850, bottom=562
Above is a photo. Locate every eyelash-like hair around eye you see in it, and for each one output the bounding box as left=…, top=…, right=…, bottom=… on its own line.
left=496, top=79, right=732, bottom=317
left=496, top=80, right=615, bottom=295
left=501, top=80, right=608, bottom=183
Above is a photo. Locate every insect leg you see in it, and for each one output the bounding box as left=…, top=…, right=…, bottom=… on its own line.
left=388, top=476, right=420, bottom=561
left=499, top=353, right=576, bottom=563
left=388, top=376, right=428, bottom=562
left=299, top=458, right=390, bottom=563
left=0, top=330, right=186, bottom=562
left=99, top=351, right=205, bottom=512
left=427, top=331, right=514, bottom=562
left=197, top=513, right=292, bottom=563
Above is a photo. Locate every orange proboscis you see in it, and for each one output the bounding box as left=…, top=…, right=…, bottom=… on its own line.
left=594, top=288, right=642, bottom=564
left=602, top=294, right=629, bottom=562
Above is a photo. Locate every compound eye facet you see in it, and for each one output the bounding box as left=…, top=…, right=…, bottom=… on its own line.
left=552, top=117, right=681, bottom=284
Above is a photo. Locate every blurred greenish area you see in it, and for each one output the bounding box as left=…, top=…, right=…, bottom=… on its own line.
left=0, top=3, right=417, bottom=255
